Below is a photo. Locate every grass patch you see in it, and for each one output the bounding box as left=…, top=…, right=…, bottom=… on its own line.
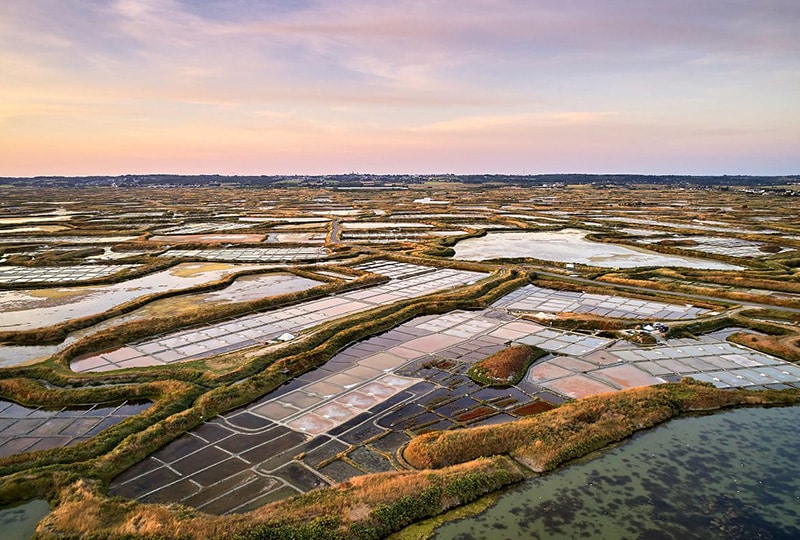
left=466, top=345, right=545, bottom=386
left=728, top=332, right=800, bottom=363
left=597, top=273, right=800, bottom=310
left=0, top=267, right=529, bottom=508
left=0, top=267, right=376, bottom=347
left=532, top=275, right=726, bottom=313
left=0, top=257, right=176, bottom=291
left=739, top=308, right=800, bottom=324
left=669, top=312, right=793, bottom=340
left=387, top=491, right=502, bottom=540
left=35, top=457, right=525, bottom=539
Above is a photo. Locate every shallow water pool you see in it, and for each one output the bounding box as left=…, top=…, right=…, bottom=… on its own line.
left=0, top=499, right=50, bottom=540
left=453, top=229, right=742, bottom=270
left=433, top=406, right=800, bottom=539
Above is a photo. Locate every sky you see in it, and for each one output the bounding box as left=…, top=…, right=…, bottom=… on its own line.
left=1, top=0, right=799, bottom=177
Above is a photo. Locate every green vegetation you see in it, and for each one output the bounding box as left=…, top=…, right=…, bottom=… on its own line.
left=598, top=272, right=800, bottom=310
left=0, top=378, right=202, bottom=501
left=386, top=491, right=502, bottom=540
left=738, top=308, right=800, bottom=324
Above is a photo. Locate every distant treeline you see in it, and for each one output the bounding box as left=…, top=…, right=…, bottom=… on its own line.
left=1, top=173, right=798, bottom=188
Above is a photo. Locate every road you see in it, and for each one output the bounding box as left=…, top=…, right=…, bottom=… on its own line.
left=329, top=219, right=341, bottom=245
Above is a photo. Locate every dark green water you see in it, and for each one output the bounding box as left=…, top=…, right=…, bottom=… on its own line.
left=434, top=406, right=800, bottom=539
left=0, top=499, right=50, bottom=540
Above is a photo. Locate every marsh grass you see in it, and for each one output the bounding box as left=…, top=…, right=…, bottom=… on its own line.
left=466, top=345, right=545, bottom=386
left=403, top=380, right=800, bottom=472
left=0, top=258, right=176, bottom=292
left=728, top=332, right=800, bottom=363
left=738, top=308, right=800, bottom=324
left=0, top=267, right=528, bottom=517
left=532, top=275, right=725, bottom=312
left=598, top=273, right=800, bottom=309
left=35, top=457, right=524, bottom=540
left=28, top=381, right=800, bottom=539
left=0, top=378, right=202, bottom=496
left=42, top=271, right=386, bottom=367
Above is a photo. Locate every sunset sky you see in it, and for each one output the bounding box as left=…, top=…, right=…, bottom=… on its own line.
left=1, top=1, right=798, bottom=176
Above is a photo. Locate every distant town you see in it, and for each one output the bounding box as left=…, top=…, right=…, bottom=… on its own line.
left=1, top=173, right=799, bottom=192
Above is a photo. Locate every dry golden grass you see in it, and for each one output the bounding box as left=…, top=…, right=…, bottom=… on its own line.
left=36, top=457, right=524, bottom=539
left=739, top=308, right=800, bottom=324
left=533, top=276, right=723, bottom=312
left=467, top=344, right=543, bottom=386
left=728, top=332, right=800, bottom=363
left=551, top=312, right=627, bottom=330
left=4, top=183, right=797, bottom=538
left=37, top=480, right=241, bottom=539
left=403, top=381, right=800, bottom=472
left=598, top=274, right=800, bottom=309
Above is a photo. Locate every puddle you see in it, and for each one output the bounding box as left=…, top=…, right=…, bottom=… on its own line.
left=196, top=273, right=323, bottom=303
left=0, top=344, right=63, bottom=368
left=0, top=225, right=69, bottom=234
left=453, top=229, right=742, bottom=269
left=0, top=215, right=73, bottom=225
left=0, top=499, right=50, bottom=540
left=1, top=272, right=323, bottom=368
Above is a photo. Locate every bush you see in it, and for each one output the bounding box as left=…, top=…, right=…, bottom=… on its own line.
left=467, top=345, right=545, bottom=386
left=233, top=516, right=342, bottom=540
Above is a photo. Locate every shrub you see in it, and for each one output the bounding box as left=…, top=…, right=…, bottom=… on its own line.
left=467, top=345, right=545, bottom=386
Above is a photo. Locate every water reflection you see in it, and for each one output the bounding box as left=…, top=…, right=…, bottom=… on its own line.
left=453, top=229, right=741, bottom=269
left=0, top=272, right=322, bottom=367
left=0, top=262, right=272, bottom=331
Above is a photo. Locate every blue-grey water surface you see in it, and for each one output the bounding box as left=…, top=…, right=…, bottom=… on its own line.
left=434, top=406, right=800, bottom=539
left=0, top=499, right=50, bottom=540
